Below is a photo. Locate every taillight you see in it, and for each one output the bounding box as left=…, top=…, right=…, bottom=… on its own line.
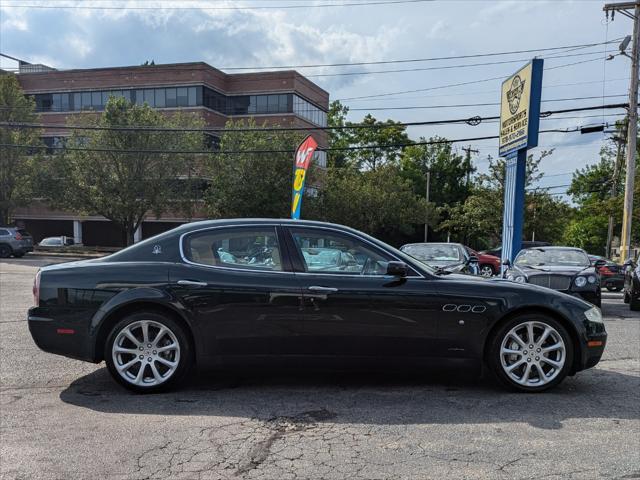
left=14, top=232, right=23, bottom=241
left=600, top=266, right=613, bottom=276
left=33, top=270, right=41, bottom=307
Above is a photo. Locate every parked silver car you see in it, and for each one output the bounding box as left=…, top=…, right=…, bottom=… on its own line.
left=0, top=227, right=34, bottom=258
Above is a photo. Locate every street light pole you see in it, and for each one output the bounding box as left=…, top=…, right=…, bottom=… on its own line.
left=604, top=1, right=640, bottom=262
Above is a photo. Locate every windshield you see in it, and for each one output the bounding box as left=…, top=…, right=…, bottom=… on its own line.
left=515, top=248, right=590, bottom=267
left=401, top=244, right=461, bottom=262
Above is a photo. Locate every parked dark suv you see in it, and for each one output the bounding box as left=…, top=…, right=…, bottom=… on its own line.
left=0, top=227, right=34, bottom=258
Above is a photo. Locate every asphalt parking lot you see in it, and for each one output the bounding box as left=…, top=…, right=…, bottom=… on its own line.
left=1, top=257, right=639, bottom=480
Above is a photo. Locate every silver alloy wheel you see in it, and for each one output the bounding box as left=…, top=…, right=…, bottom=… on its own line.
left=499, top=320, right=566, bottom=387
left=480, top=265, right=494, bottom=277
left=112, top=320, right=181, bottom=387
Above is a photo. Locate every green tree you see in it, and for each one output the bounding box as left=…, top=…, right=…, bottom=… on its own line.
left=564, top=124, right=640, bottom=253
left=0, top=74, right=42, bottom=225
left=47, top=96, right=205, bottom=245
left=204, top=118, right=305, bottom=218
left=312, top=163, right=435, bottom=246
left=439, top=150, right=569, bottom=249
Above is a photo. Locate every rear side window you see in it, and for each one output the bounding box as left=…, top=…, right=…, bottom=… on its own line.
left=183, top=227, right=283, bottom=271
left=0, top=229, right=9, bottom=236
left=17, top=229, right=31, bottom=237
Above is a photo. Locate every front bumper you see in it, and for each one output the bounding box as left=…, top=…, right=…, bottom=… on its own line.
left=579, top=331, right=607, bottom=371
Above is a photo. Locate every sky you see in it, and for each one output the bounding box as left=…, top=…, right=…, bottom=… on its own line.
left=0, top=0, right=635, bottom=195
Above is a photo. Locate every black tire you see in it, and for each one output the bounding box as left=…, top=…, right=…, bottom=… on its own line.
left=0, top=244, right=12, bottom=258
left=623, top=291, right=630, bottom=303
left=12, top=252, right=25, bottom=258
left=630, top=295, right=640, bottom=311
left=104, top=311, right=193, bottom=393
left=488, top=313, right=574, bottom=393
left=479, top=264, right=495, bottom=277
left=606, top=286, right=621, bottom=292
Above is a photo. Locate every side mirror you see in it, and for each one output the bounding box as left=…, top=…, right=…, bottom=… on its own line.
left=467, top=254, right=479, bottom=264
left=594, top=259, right=606, bottom=268
left=386, top=261, right=409, bottom=277
left=503, top=259, right=511, bottom=268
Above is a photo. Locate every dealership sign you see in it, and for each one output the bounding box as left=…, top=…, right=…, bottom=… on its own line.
left=291, top=135, right=318, bottom=220
left=499, top=60, right=543, bottom=269
left=499, top=59, right=543, bottom=157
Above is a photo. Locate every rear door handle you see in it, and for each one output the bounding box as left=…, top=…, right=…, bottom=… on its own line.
left=308, top=286, right=339, bottom=293
left=177, top=280, right=208, bottom=287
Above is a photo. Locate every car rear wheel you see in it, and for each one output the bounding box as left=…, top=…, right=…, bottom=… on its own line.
left=488, top=314, right=573, bottom=393
left=0, top=244, right=11, bottom=258
left=105, top=311, right=193, bottom=393
left=12, top=252, right=24, bottom=258
left=479, top=264, right=494, bottom=277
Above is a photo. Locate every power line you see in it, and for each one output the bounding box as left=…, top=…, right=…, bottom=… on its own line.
left=338, top=56, right=610, bottom=101
left=305, top=51, right=607, bottom=78
left=220, top=39, right=621, bottom=71
left=0, top=127, right=606, bottom=155
left=348, top=94, right=627, bottom=111
left=0, top=0, right=434, bottom=11
left=0, top=102, right=629, bottom=133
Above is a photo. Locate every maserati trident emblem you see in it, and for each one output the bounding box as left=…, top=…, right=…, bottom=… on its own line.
left=506, top=75, right=526, bottom=115
left=152, top=245, right=162, bottom=255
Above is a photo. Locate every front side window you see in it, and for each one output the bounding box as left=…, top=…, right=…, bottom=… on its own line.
left=290, top=228, right=393, bottom=276
left=183, top=227, right=282, bottom=271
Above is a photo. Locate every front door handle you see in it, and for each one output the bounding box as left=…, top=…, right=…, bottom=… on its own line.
left=177, top=280, right=208, bottom=287
left=308, top=286, right=339, bottom=293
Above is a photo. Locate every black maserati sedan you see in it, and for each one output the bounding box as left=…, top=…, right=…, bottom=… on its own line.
left=28, top=219, right=606, bottom=393
left=505, top=247, right=603, bottom=307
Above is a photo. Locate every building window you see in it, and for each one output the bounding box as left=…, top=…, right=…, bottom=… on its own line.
left=166, top=88, right=177, bottom=107
left=177, top=87, right=188, bottom=107
left=188, top=87, right=197, bottom=107
left=155, top=88, right=166, bottom=107
left=144, top=89, right=155, bottom=106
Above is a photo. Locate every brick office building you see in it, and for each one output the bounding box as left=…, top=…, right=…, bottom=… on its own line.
left=11, top=61, right=329, bottom=246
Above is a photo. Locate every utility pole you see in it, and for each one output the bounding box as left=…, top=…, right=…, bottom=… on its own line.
left=606, top=122, right=627, bottom=258
left=604, top=1, right=640, bottom=262
left=461, top=145, right=479, bottom=188
left=424, top=171, right=431, bottom=242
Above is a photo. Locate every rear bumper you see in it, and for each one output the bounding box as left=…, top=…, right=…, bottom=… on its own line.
left=601, top=276, right=624, bottom=289
left=27, top=308, right=97, bottom=362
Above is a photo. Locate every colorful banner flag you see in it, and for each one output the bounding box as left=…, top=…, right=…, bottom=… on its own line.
left=291, top=135, right=318, bottom=219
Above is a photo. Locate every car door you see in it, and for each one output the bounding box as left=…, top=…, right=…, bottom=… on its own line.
left=283, top=225, right=442, bottom=358
left=168, top=225, right=303, bottom=359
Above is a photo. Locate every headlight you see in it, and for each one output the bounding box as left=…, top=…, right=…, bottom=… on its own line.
left=514, top=275, right=526, bottom=283
left=584, top=306, right=603, bottom=324
left=587, top=275, right=597, bottom=284
left=575, top=276, right=587, bottom=287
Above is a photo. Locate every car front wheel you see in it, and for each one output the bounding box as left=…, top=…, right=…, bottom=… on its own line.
left=479, top=264, right=494, bottom=277
left=489, top=314, right=573, bottom=393
left=105, top=311, right=192, bottom=393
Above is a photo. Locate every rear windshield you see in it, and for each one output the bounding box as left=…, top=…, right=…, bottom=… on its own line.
left=17, top=229, right=31, bottom=237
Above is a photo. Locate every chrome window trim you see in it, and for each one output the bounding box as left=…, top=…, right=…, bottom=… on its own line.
left=284, top=224, right=425, bottom=279
left=179, top=224, right=293, bottom=275
left=178, top=223, right=426, bottom=279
